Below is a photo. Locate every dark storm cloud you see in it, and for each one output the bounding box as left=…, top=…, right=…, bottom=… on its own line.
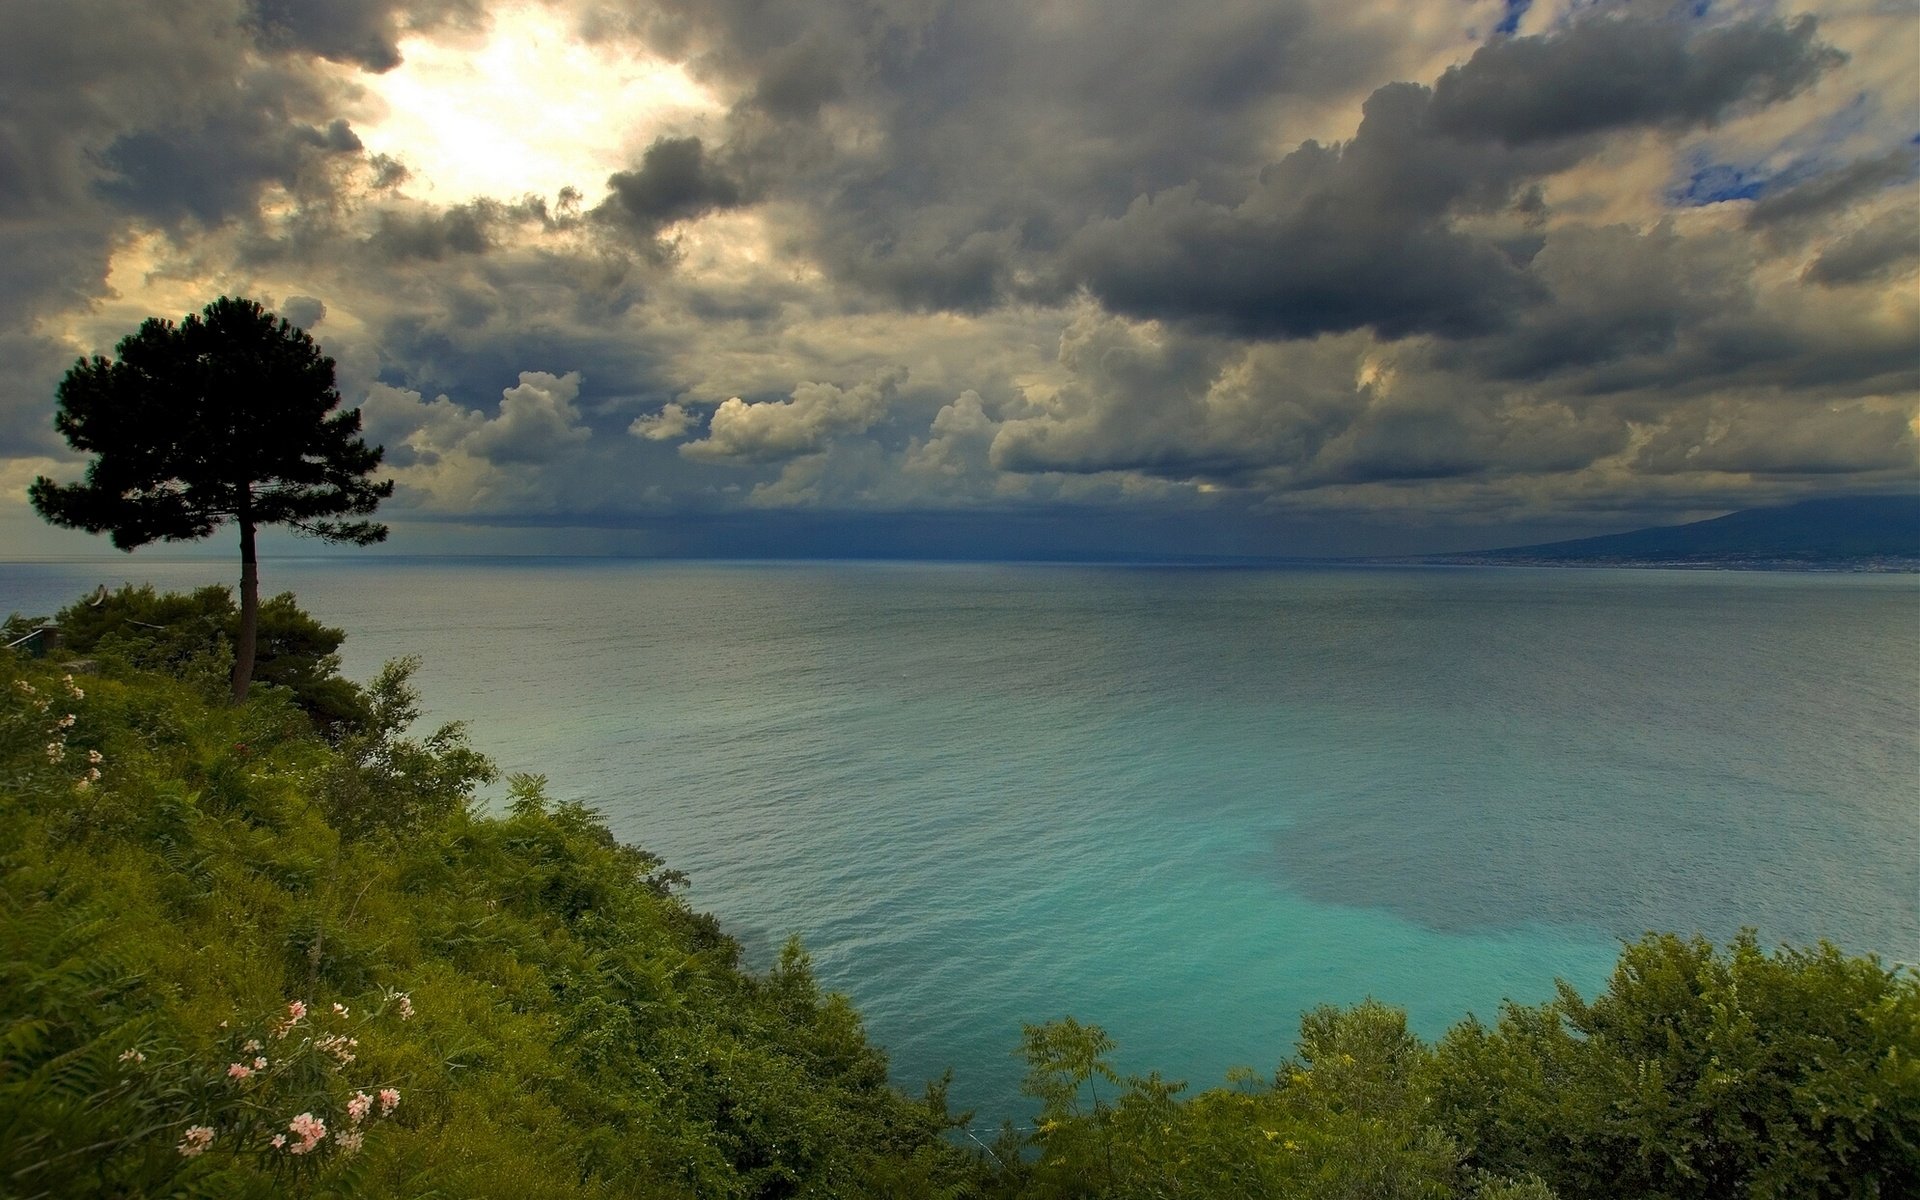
left=0, top=0, right=391, bottom=340
left=597, top=136, right=745, bottom=244
left=367, top=207, right=495, bottom=260
left=1063, top=82, right=1553, bottom=340
left=278, top=295, right=326, bottom=328
left=0, top=0, right=241, bottom=219
left=0, top=1, right=243, bottom=333
left=1803, top=208, right=1920, bottom=286
left=1063, top=11, right=1841, bottom=341
left=1426, top=15, right=1841, bottom=144
left=98, top=109, right=361, bottom=226
left=364, top=195, right=575, bottom=261
left=0, top=328, right=83, bottom=456
left=824, top=224, right=1024, bottom=315
left=625, top=1, right=1839, bottom=338
left=1633, top=399, right=1917, bottom=477
left=1292, top=395, right=1627, bottom=488
left=986, top=309, right=1635, bottom=490
left=1745, top=147, right=1919, bottom=229
left=0, top=0, right=369, bottom=456
left=749, top=40, right=846, bottom=121
left=1462, top=223, right=1745, bottom=381
left=247, top=0, right=482, bottom=71
left=632, top=0, right=1349, bottom=313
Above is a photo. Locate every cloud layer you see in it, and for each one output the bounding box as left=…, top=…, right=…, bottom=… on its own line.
left=3, top=0, right=1914, bottom=556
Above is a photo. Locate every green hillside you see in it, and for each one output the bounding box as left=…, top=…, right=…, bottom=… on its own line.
left=2, top=589, right=1914, bottom=1199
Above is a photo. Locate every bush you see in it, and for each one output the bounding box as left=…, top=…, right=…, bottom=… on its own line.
left=57, top=584, right=370, bottom=737
left=316, top=656, right=494, bottom=841
left=1431, top=932, right=1920, bottom=1199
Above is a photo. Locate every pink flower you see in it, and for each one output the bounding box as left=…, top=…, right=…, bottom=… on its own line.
left=86, top=749, right=103, bottom=764
left=241, top=1038, right=262, bottom=1053
left=377, top=1088, right=400, bottom=1117
left=117, top=1048, right=144, bottom=1065
left=396, top=993, right=415, bottom=1021
left=176, top=1125, right=215, bottom=1157
left=45, top=743, right=63, bottom=763
left=253, top=1056, right=268, bottom=1070
left=286, top=1112, right=326, bottom=1155
left=346, top=1091, right=373, bottom=1124
left=331, top=1002, right=349, bottom=1018
left=270, top=1134, right=287, bottom=1150
left=314, top=1033, right=357, bottom=1064
left=335, top=1128, right=365, bottom=1156
left=273, top=1000, right=308, bottom=1039
left=226, top=1062, right=253, bottom=1080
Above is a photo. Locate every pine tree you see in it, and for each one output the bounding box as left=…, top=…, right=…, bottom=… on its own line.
left=30, top=297, right=392, bottom=702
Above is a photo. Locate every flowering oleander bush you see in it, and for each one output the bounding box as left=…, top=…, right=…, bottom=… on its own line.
left=109, top=991, right=412, bottom=1175
left=2, top=672, right=100, bottom=797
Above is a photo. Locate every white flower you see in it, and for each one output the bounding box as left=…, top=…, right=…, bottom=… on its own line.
left=177, top=1125, right=215, bottom=1157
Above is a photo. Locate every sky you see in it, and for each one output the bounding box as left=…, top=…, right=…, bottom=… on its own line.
left=1, top=0, right=1915, bottom=560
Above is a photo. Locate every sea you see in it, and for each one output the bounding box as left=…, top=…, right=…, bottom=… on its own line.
left=5, top=558, right=1916, bottom=1123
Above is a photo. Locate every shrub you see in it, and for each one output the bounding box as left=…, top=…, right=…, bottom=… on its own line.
left=57, top=584, right=371, bottom=737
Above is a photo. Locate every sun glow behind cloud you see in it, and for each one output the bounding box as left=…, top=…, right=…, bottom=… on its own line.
left=352, top=3, right=721, bottom=204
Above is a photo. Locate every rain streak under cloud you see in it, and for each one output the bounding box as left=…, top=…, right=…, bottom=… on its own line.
left=2, top=0, right=1915, bottom=558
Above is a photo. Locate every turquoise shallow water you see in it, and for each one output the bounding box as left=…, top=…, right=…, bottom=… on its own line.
left=5, top=559, right=1916, bottom=1121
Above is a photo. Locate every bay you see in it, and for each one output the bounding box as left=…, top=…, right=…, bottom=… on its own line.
left=6, top=558, right=1916, bottom=1121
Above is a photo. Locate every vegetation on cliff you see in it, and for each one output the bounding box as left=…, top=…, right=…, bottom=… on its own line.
left=3, top=589, right=1914, bottom=1198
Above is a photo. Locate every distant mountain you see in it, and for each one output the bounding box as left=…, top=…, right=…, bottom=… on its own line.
left=1441, top=495, right=1920, bottom=567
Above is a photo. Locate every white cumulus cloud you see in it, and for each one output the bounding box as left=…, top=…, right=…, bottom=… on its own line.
left=681, top=368, right=906, bottom=462
left=465, top=371, right=591, bottom=464
left=357, top=370, right=592, bottom=511
left=630, top=401, right=697, bottom=441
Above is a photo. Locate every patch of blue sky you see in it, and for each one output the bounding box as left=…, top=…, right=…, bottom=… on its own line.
left=1671, top=161, right=1769, bottom=206
left=1493, top=0, right=1531, bottom=37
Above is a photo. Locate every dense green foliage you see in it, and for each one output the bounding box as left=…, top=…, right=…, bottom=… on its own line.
left=1001, top=939, right=1917, bottom=1200
left=1430, top=935, right=1919, bottom=1198
left=55, top=584, right=371, bottom=738
left=3, top=589, right=1914, bottom=1198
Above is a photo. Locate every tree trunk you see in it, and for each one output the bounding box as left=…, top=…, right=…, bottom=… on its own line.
left=232, top=513, right=258, bottom=704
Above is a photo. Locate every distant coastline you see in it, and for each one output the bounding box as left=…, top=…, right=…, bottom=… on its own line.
left=1376, top=555, right=1920, bottom=573
left=1400, top=494, right=1920, bottom=572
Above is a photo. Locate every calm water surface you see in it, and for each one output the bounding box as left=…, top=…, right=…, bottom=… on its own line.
left=6, top=558, right=1916, bottom=1120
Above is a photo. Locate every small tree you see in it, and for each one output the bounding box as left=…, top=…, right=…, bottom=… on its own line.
left=30, top=297, right=392, bottom=702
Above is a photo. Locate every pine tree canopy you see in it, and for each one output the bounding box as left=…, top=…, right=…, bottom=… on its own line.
left=29, top=296, right=392, bottom=550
